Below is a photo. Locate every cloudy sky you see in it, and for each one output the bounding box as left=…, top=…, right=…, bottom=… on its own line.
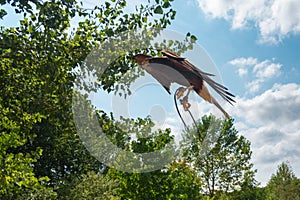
left=2, top=0, right=300, bottom=186
left=168, top=0, right=300, bottom=185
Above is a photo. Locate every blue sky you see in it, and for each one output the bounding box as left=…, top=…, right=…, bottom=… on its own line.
left=2, top=0, right=300, bottom=186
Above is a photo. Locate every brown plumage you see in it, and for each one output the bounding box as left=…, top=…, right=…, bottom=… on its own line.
left=133, top=50, right=235, bottom=119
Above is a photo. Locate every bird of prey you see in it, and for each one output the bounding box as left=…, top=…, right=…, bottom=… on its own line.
left=133, top=50, right=235, bottom=119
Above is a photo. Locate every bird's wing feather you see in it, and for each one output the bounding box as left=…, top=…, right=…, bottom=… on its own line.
left=162, top=50, right=215, bottom=76
left=141, top=57, right=189, bottom=94
left=145, top=57, right=190, bottom=88
left=184, top=59, right=236, bottom=105
left=161, top=50, right=235, bottom=105
left=141, top=66, right=171, bottom=94
left=161, top=50, right=185, bottom=60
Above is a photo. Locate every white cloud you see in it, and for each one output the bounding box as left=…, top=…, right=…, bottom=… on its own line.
left=229, top=57, right=257, bottom=77
left=226, top=83, right=300, bottom=185
left=246, top=79, right=263, bottom=93
left=253, top=60, right=282, bottom=79
left=229, top=57, right=258, bottom=67
left=229, top=57, right=282, bottom=93
left=235, top=83, right=300, bottom=125
left=236, top=68, right=248, bottom=77
left=197, top=0, right=300, bottom=43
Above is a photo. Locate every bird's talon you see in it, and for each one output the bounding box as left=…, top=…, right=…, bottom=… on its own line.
left=176, top=87, right=186, bottom=99
left=183, top=102, right=191, bottom=111
left=181, top=95, right=191, bottom=111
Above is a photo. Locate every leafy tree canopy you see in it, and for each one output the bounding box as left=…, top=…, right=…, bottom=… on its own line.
left=265, top=161, right=300, bottom=200
left=1, top=0, right=196, bottom=198
left=181, top=115, right=257, bottom=198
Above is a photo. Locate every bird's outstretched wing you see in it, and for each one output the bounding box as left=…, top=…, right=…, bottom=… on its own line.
left=161, top=50, right=235, bottom=105
left=140, top=58, right=172, bottom=94
left=161, top=50, right=215, bottom=76
left=140, top=56, right=191, bottom=94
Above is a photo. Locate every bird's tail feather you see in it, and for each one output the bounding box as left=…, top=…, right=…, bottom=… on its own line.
left=211, top=97, right=231, bottom=119
left=198, top=84, right=231, bottom=119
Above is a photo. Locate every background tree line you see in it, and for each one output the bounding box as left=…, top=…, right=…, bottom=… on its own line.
left=1, top=0, right=300, bottom=199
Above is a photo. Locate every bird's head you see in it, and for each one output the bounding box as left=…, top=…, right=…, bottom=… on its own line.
left=133, top=54, right=151, bottom=65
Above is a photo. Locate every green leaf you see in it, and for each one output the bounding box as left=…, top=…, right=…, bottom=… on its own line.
left=0, top=9, right=7, bottom=19
left=191, top=35, right=197, bottom=41
left=162, top=2, right=171, bottom=8
left=154, top=6, right=163, bottom=14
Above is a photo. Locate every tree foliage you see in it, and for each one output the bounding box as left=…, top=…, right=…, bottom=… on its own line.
left=66, top=171, right=120, bottom=200
left=182, top=115, right=257, bottom=197
left=0, top=0, right=187, bottom=198
left=79, top=110, right=202, bottom=199
left=108, top=159, right=203, bottom=200
left=265, top=162, right=300, bottom=200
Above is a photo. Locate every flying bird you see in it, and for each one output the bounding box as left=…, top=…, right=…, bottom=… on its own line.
left=133, top=50, right=235, bottom=119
